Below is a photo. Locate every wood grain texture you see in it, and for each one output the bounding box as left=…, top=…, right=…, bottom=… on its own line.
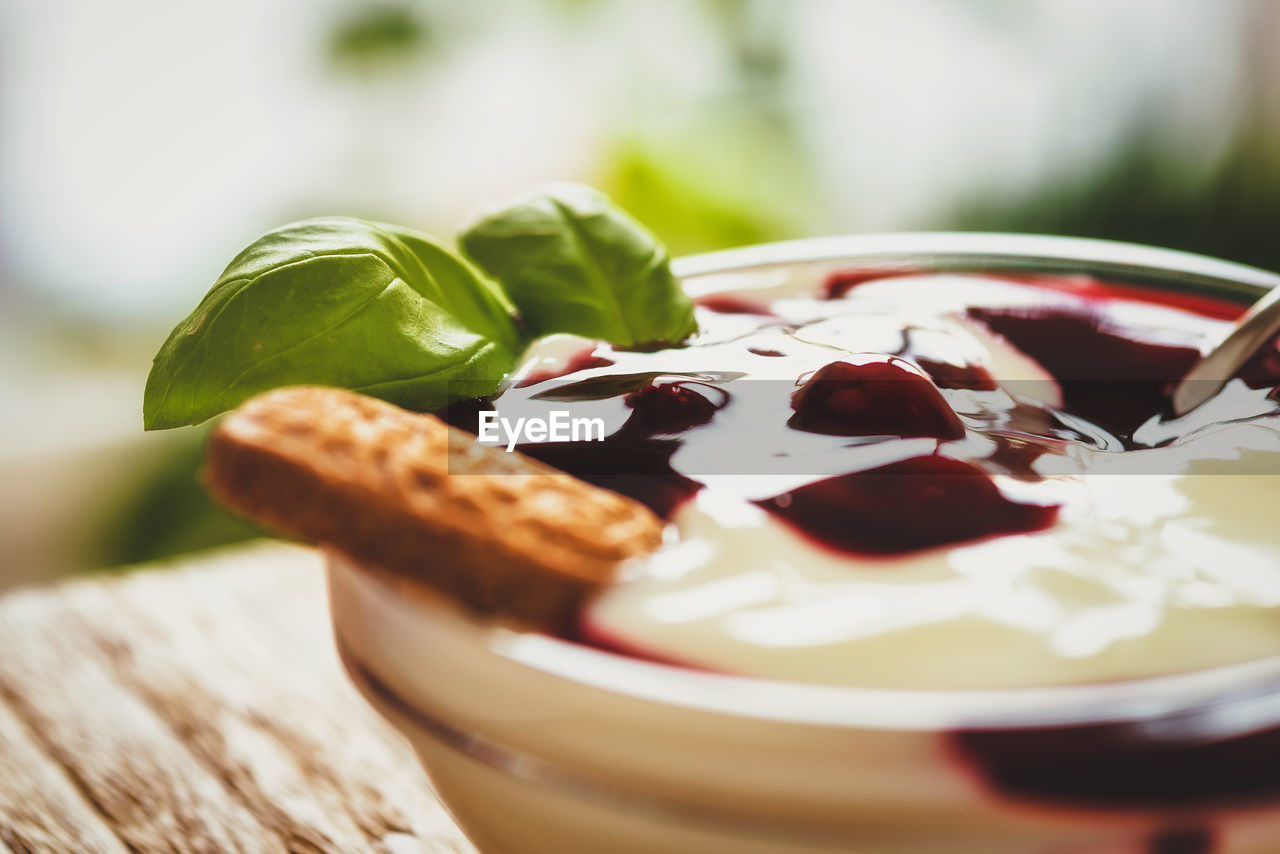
left=0, top=542, right=477, bottom=854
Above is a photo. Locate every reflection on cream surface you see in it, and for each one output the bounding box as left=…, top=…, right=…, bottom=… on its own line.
left=574, top=272, right=1280, bottom=691
left=590, top=453, right=1280, bottom=689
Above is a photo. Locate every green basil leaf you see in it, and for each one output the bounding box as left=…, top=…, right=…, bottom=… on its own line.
left=143, top=217, right=523, bottom=430
left=457, top=182, right=697, bottom=348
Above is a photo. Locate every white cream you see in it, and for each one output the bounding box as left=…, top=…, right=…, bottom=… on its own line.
left=587, top=432, right=1280, bottom=689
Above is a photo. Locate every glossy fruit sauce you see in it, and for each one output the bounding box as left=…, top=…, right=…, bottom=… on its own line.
left=443, top=269, right=1280, bottom=846
left=447, top=269, right=1271, bottom=546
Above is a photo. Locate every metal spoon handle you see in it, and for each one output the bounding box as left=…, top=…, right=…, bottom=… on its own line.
left=1172, top=284, right=1280, bottom=415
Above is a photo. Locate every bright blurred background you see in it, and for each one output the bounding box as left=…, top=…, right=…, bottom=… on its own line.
left=3, top=0, right=1279, bottom=588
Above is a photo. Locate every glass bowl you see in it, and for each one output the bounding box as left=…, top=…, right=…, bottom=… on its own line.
left=329, top=233, right=1280, bottom=854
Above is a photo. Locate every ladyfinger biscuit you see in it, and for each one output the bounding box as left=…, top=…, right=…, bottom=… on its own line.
left=204, top=386, right=664, bottom=630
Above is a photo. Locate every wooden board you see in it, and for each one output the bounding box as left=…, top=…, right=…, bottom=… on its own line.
left=0, top=542, right=477, bottom=854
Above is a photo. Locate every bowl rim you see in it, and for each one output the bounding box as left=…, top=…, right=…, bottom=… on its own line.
left=670, top=231, right=1280, bottom=299
left=448, top=233, right=1280, bottom=733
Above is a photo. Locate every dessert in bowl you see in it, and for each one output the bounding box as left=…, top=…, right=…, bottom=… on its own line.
left=323, top=233, right=1280, bottom=854
left=143, top=178, right=1280, bottom=854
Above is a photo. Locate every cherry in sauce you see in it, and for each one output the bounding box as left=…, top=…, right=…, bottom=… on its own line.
left=789, top=356, right=966, bottom=440
left=622, top=380, right=726, bottom=436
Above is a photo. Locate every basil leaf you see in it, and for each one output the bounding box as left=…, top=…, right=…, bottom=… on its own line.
left=457, top=183, right=697, bottom=348
left=143, top=217, right=523, bottom=430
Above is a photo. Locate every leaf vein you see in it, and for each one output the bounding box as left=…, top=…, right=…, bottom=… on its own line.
left=218, top=272, right=404, bottom=399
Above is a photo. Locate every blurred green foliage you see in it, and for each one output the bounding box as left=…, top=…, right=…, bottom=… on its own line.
left=97, top=429, right=262, bottom=567
left=954, top=120, right=1280, bottom=274
left=601, top=1, right=811, bottom=256
left=327, top=2, right=433, bottom=73
left=601, top=109, right=813, bottom=256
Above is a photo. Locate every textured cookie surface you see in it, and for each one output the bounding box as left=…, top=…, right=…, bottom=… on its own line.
left=205, top=386, right=664, bottom=629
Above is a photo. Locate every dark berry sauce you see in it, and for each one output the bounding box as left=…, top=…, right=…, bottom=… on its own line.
left=695, top=294, right=775, bottom=315
left=950, top=710, right=1280, bottom=810
left=517, top=438, right=700, bottom=520
left=756, top=455, right=1057, bottom=555
left=912, top=356, right=999, bottom=391
left=823, top=267, right=923, bottom=299
left=966, top=306, right=1202, bottom=439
